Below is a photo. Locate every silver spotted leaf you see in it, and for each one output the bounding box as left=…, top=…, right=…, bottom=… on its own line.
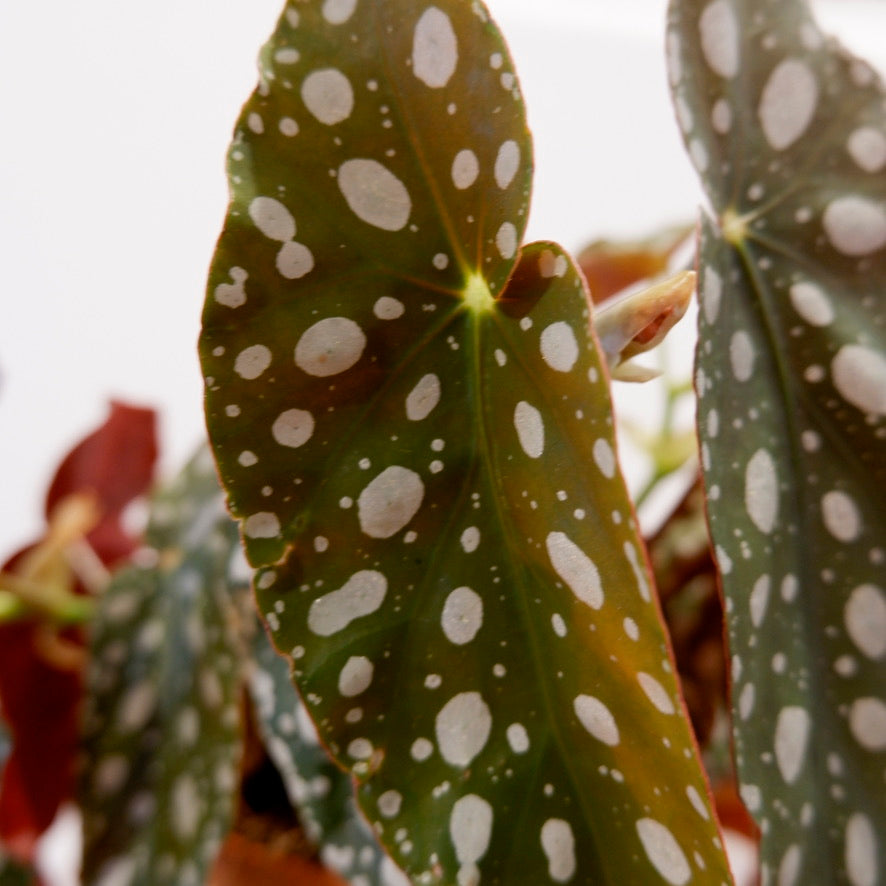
left=200, top=1, right=733, bottom=883
left=251, top=628, right=396, bottom=885
left=79, top=448, right=253, bottom=886
left=668, top=0, right=886, bottom=881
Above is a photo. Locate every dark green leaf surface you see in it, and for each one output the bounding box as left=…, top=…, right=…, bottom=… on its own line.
left=201, top=2, right=732, bottom=883
left=668, top=0, right=886, bottom=882
left=251, top=628, right=396, bottom=885
left=0, top=853, right=34, bottom=886
left=79, top=449, right=252, bottom=886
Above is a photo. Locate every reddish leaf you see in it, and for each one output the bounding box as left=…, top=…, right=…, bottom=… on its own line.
left=45, top=401, right=158, bottom=566
left=647, top=476, right=726, bottom=748
left=712, top=781, right=759, bottom=844
left=0, top=401, right=158, bottom=859
left=577, top=224, right=692, bottom=304
left=208, top=832, right=348, bottom=886
left=0, top=624, right=81, bottom=860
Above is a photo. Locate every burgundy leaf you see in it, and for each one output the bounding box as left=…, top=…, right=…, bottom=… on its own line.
left=0, top=401, right=157, bottom=858
left=45, top=401, right=157, bottom=566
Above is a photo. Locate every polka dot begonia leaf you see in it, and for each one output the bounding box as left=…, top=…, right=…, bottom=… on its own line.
left=79, top=448, right=253, bottom=886
left=200, top=2, right=733, bottom=883
left=668, top=0, right=886, bottom=882
left=250, top=626, right=393, bottom=885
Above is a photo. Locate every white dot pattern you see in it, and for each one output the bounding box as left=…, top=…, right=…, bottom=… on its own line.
left=669, top=2, right=886, bottom=882
left=201, top=5, right=733, bottom=882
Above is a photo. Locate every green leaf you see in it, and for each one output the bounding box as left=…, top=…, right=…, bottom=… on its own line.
left=0, top=852, right=35, bottom=886
left=79, top=448, right=252, bottom=886
left=200, top=1, right=733, bottom=883
left=668, top=0, right=886, bottom=880
left=251, top=629, right=396, bottom=885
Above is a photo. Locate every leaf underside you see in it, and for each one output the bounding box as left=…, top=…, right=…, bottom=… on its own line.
left=79, top=449, right=251, bottom=886
left=200, top=1, right=732, bottom=883
left=669, top=0, right=886, bottom=881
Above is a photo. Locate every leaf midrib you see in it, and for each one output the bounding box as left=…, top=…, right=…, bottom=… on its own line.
left=708, top=231, right=845, bottom=875
left=470, top=303, right=610, bottom=879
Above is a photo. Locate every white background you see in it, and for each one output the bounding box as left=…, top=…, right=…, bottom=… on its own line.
left=1, top=0, right=884, bottom=554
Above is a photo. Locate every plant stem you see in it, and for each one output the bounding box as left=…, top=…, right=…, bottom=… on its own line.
left=0, top=590, right=25, bottom=622
left=0, top=572, right=95, bottom=624
left=634, top=467, right=668, bottom=511
left=633, top=342, right=696, bottom=512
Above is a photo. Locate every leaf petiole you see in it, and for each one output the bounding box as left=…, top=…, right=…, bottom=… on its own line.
left=0, top=572, right=95, bottom=625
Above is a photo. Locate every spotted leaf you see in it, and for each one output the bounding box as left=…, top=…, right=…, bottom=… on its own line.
left=44, top=401, right=158, bottom=566
left=669, top=0, right=886, bottom=881
left=200, top=2, right=732, bottom=883
left=79, top=448, right=253, bottom=886
left=251, top=628, right=393, bottom=885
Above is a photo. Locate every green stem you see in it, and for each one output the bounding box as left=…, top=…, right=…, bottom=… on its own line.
left=634, top=468, right=668, bottom=511
left=634, top=342, right=696, bottom=512
left=0, top=591, right=25, bottom=622
left=0, top=573, right=95, bottom=624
